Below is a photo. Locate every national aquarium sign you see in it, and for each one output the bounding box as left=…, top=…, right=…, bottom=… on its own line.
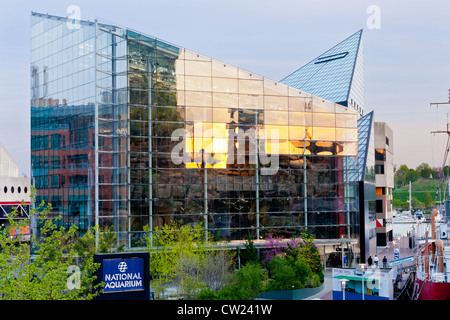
left=103, top=258, right=144, bottom=292
left=94, top=252, right=150, bottom=300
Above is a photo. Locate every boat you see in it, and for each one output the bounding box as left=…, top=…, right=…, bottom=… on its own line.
left=411, top=98, right=450, bottom=300
left=412, top=209, right=450, bottom=300
left=393, top=211, right=417, bottom=224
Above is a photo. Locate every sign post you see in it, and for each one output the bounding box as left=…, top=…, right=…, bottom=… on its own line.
left=94, top=252, right=150, bottom=300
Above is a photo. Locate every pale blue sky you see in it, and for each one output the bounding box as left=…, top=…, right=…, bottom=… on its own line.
left=1, top=0, right=450, bottom=176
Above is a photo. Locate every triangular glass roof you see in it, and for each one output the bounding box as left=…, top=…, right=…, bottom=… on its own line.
left=279, top=30, right=364, bottom=112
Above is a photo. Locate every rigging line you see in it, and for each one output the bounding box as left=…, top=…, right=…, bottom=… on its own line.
left=430, top=133, right=436, bottom=170
left=441, top=134, right=450, bottom=178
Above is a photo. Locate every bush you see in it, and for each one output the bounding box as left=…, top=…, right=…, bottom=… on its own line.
left=196, top=262, right=268, bottom=300
left=262, top=233, right=324, bottom=290
left=266, top=255, right=315, bottom=291
left=236, top=262, right=268, bottom=297
left=197, top=284, right=253, bottom=300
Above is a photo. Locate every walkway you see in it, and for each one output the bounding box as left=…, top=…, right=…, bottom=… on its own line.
left=303, top=270, right=333, bottom=300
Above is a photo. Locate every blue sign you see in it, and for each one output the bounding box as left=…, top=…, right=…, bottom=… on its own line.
left=393, top=248, right=399, bottom=260
left=102, top=258, right=144, bottom=293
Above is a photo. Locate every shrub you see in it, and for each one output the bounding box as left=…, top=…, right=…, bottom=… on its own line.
left=196, top=261, right=268, bottom=300
left=266, top=255, right=314, bottom=291
left=262, top=233, right=324, bottom=289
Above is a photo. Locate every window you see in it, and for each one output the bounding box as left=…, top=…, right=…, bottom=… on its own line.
left=375, top=164, right=384, bottom=174
left=376, top=200, right=383, bottom=213
left=375, top=149, right=386, bottom=161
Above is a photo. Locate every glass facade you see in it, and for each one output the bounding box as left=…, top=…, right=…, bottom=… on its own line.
left=280, top=30, right=365, bottom=116
left=30, top=12, right=361, bottom=253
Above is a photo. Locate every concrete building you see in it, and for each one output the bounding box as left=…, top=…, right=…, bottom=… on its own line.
left=0, top=144, right=31, bottom=241
left=374, top=122, right=394, bottom=247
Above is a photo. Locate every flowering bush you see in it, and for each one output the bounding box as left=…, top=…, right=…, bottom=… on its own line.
left=262, top=233, right=323, bottom=290
left=262, top=234, right=306, bottom=263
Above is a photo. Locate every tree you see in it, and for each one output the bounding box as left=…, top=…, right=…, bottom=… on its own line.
left=0, top=193, right=101, bottom=300
left=406, top=169, right=419, bottom=183
left=422, top=191, right=433, bottom=208
left=196, top=261, right=268, bottom=301
left=411, top=197, right=424, bottom=210
left=74, top=225, right=125, bottom=259
left=142, top=221, right=208, bottom=299
left=236, top=262, right=268, bottom=297
left=416, top=163, right=435, bottom=179
left=395, top=164, right=409, bottom=187
left=201, top=250, right=236, bottom=293
left=393, top=198, right=405, bottom=209
left=240, top=234, right=259, bottom=265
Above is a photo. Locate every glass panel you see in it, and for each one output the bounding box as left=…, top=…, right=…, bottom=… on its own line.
left=184, top=60, right=211, bottom=77
left=213, top=92, right=238, bottom=108
left=184, top=49, right=211, bottom=61
left=313, top=98, right=336, bottom=113
left=336, top=128, right=358, bottom=142
left=313, top=113, right=336, bottom=127
left=339, top=142, right=358, bottom=156
left=213, top=108, right=231, bottom=123
left=175, top=59, right=184, bottom=75
left=239, top=79, right=263, bottom=95
left=264, top=110, right=288, bottom=125
left=264, top=95, right=288, bottom=111
left=185, top=107, right=212, bottom=122
left=184, top=75, right=212, bottom=91
left=239, top=94, right=263, bottom=109
left=212, top=60, right=238, bottom=78
left=263, top=125, right=289, bottom=140
left=289, top=112, right=312, bottom=126
left=313, top=127, right=335, bottom=141
left=288, top=97, right=306, bottom=111
left=212, top=77, right=238, bottom=93
left=263, top=78, right=288, bottom=96
left=336, top=113, right=357, bottom=128
left=185, top=91, right=212, bottom=107
left=238, top=69, right=262, bottom=80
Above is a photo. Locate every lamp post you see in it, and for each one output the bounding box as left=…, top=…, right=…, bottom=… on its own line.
left=359, top=263, right=366, bottom=300
left=341, top=279, right=349, bottom=300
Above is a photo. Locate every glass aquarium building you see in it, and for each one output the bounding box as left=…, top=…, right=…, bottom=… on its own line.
left=30, top=12, right=361, bottom=258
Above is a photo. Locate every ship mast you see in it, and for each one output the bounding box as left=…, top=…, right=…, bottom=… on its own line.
left=430, top=90, right=450, bottom=220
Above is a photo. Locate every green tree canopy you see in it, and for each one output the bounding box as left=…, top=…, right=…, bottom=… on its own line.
left=395, top=164, right=409, bottom=187
left=416, top=163, right=435, bottom=179
left=406, top=169, right=419, bottom=183
left=0, top=193, right=101, bottom=300
left=422, top=191, right=433, bottom=208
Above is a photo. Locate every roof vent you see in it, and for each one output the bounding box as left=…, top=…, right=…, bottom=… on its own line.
left=315, top=52, right=348, bottom=64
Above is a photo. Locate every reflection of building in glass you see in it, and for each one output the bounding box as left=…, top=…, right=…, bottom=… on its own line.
left=30, top=12, right=361, bottom=260
left=0, top=144, right=31, bottom=241
left=374, top=122, right=394, bottom=247
left=281, top=29, right=376, bottom=262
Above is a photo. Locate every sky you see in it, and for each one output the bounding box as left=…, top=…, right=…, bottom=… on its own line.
left=1, top=0, right=450, bottom=177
